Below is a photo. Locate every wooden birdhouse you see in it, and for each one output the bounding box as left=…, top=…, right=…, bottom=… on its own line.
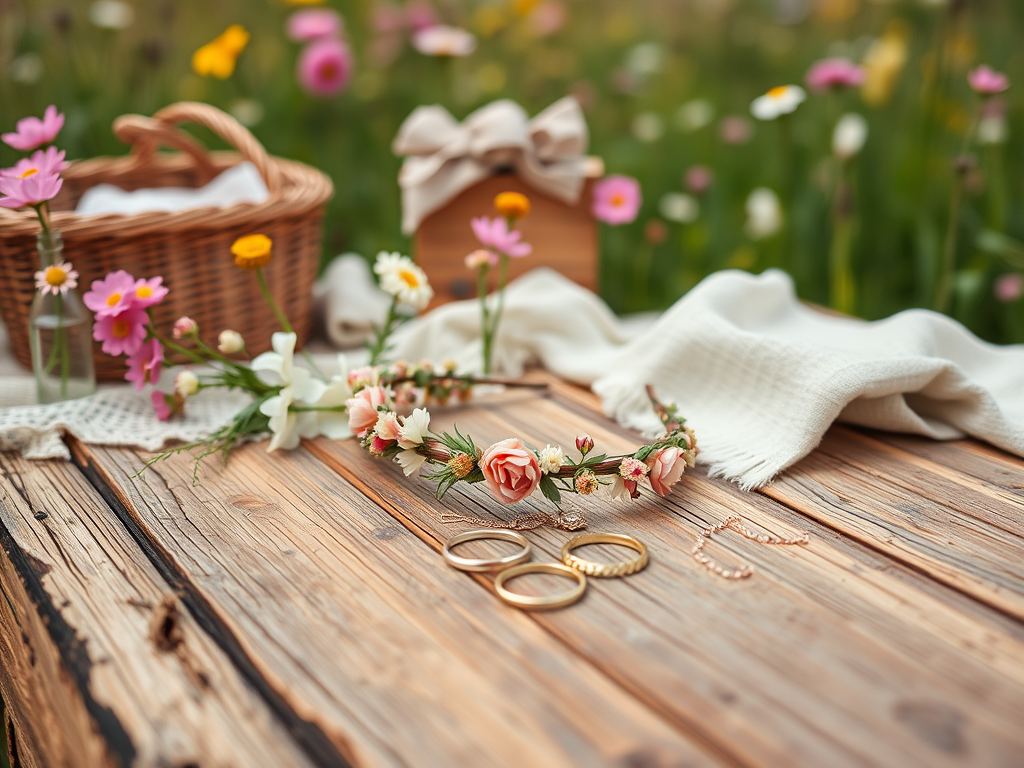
left=393, top=97, right=603, bottom=305
left=413, top=161, right=603, bottom=304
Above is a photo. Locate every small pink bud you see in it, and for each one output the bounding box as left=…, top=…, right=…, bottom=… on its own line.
left=172, top=316, right=197, bottom=339
left=575, top=435, right=594, bottom=455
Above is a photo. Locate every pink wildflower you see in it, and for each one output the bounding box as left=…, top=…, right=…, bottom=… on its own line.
left=1, top=147, right=67, bottom=179
left=0, top=168, right=62, bottom=209
left=968, top=65, right=1009, bottom=96
left=575, top=434, right=594, bottom=454
left=125, top=339, right=164, bottom=391
left=619, top=457, right=649, bottom=481
left=592, top=175, right=642, bottom=225
left=470, top=217, right=532, bottom=258
left=994, top=274, right=1022, bottom=303
left=131, top=276, right=168, bottom=309
left=297, top=37, right=352, bottom=97
left=685, top=165, right=713, bottom=195
left=151, top=391, right=184, bottom=422
left=287, top=8, right=343, bottom=42
left=93, top=306, right=148, bottom=357
left=405, top=0, right=437, bottom=32
left=720, top=115, right=753, bottom=145
left=83, top=270, right=137, bottom=318
left=2, top=105, right=64, bottom=151
left=805, top=58, right=865, bottom=93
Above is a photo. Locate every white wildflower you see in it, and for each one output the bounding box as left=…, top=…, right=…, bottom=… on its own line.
left=537, top=445, right=565, bottom=475
left=374, top=251, right=434, bottom=311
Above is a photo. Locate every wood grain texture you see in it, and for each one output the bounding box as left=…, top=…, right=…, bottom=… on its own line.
left=77, top=441, right=720, bottom=768
left=0, top=452, right=314, bottom=768
left=762, top=427, right=1024, bottom=621
left=306, top=385, right=1024, bottom=768
left=414, top=174, right=598, bottom=304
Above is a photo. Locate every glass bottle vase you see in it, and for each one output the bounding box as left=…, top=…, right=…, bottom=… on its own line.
left=28, top=231, right=97, bottom=403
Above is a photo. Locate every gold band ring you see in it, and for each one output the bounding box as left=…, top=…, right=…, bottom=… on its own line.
left=494, top=563, right=587, bottom=610
left=442, top=529, right=532, bottom=573
left=561, top=533, right=649, bottom=577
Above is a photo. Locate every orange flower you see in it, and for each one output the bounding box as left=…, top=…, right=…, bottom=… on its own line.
left=231, top=234, right=272, bottom=270
left=494, top=191, right=530, bottom=219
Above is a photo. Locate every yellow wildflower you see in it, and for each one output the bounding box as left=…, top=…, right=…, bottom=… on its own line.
left=231, top=234, right=273, bottom=270
left=861, top=21, right=908, bottom=107
left=494, top=191, right=530, bottom=219
left=192, top=25, right=250, bottom=79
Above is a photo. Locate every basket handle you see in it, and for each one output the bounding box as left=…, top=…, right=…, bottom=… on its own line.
left=113, top=101, right=282, bottom=193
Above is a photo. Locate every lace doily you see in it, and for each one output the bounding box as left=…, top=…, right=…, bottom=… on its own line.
left=0, top=385, right=250, bottom=460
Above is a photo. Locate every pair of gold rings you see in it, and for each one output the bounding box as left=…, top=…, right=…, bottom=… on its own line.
left=442, top=529, right=648, bottom=611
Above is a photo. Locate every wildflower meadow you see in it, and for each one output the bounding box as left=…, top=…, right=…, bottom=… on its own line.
left=1, top=0, right=1022, bottom=342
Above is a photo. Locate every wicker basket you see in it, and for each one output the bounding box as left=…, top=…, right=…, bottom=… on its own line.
left=0, top=102, right=333, bottom=379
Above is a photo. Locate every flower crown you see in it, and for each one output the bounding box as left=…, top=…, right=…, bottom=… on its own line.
left=347, top=370, right=697, bottom=507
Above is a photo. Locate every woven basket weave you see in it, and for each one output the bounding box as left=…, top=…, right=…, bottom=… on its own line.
left=0, top=102, right=333, bottom=379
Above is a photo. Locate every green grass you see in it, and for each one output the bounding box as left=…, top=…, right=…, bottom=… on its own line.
left=2, top=0, right=1022, bottom=341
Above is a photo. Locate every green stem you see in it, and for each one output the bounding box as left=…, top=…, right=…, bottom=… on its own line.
left=477, top=264, right=492, bottom=374
left=986, top=144, right=1006, bottom=230
left=368, top=298, right=399, bottom=366
left=829, top=216, right=855, bottom=315
left=254, top=266, right=325, bottom=380
left=487, top=254, right=510, bottom=369
left=936, top=176, right=964, bottom=314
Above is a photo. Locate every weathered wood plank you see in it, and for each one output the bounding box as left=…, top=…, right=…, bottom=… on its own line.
left=762, top=428, right=1024, bottom=621
left=0, top=452, right=315, bottom=768
left=307, top=385, right=1024, bottom=768
left=77, top=440, right=721, bottom=768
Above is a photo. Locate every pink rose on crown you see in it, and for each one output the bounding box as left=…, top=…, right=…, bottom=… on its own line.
left=480, top=437, right=542, bottom=504
left=645, top=446, right=687, bottom=497
left=346, top=385, right=390, bottom=436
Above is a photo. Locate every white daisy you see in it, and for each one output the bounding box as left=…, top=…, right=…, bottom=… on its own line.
left=750, top=85, right=806, bottom=121
left=374, top=251, right=434, bottom=310
left=412, top=25, right=476, bottom=57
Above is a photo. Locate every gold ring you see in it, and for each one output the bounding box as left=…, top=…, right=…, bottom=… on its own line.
left=561, top=533, right=649, bottom=577
left=494, top=563, right=587, bottom=610
left=442, top=529, right=532, bottom=573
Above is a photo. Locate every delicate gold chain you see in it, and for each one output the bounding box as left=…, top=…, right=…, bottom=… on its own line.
left=692, top=516, right=809, bottom=579
left=440, top=509, right=587, bottom=531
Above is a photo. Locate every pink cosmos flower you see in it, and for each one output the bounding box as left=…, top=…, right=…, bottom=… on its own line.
left=0, top=168, right=62, bottom=209
left=287, top=9, right=343, bottom=42
left=479, top=437, right=542, bottom=504
left=645, top=446, right=687, bottom=497
left=994, top=274, right=1022, bottom=303
left=592, top=175, right=642, bottom=225
left=805, top=58, right=865, bottom=93
left=84, top=270, right=138, bottom=318
left=34, top=262, right=78, bottom=296
left=131, top=276, right=169, bottom=309
left=125, top=338, right=164, bottom=391
left=346, top=385, right=390, bottom=436
left=2, top=106, right=64, bottom=152
left=470, top=217, right=532, bottom=258
left=297, top=37, right=352, bottom=97
left=1, top=147, right=67, bottom=179
left=968, top=65, right=1009, bottom=96
left=173, top=316, right=197, bottom=339
left=93, top=306, right=148, bottom=357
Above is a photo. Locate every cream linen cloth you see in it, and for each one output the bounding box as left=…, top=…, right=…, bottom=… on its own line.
left=383, top=267, right=1024, bottom=488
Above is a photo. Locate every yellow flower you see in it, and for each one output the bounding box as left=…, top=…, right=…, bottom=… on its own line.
left=861, top=21, right=908, bottom=107
left=495, top=191, right=530, bottom=219
left=192, top=25, right=250, bottom=79
left=231, top=234, right=273, bottom=270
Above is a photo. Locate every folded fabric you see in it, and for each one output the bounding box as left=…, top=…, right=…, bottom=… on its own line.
left=389, top=268, right=1024, bottom=488
left=314, top=254, right=392, bottom=348
left=74, top=161, right=269, bottom=217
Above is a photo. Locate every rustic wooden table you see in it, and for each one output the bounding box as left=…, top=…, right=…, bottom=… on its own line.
left=1, top=374, right=1022, bottom=768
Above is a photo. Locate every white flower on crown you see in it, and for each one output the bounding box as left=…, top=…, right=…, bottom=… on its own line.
left=537, top=445, right=565, bottom=475
left=750, top=85, right=806, bottom=121
left=374, top=251, right=434, bottom=311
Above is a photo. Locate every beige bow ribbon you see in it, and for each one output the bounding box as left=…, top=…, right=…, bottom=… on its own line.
left=393, top=96, right=590, bottom=234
